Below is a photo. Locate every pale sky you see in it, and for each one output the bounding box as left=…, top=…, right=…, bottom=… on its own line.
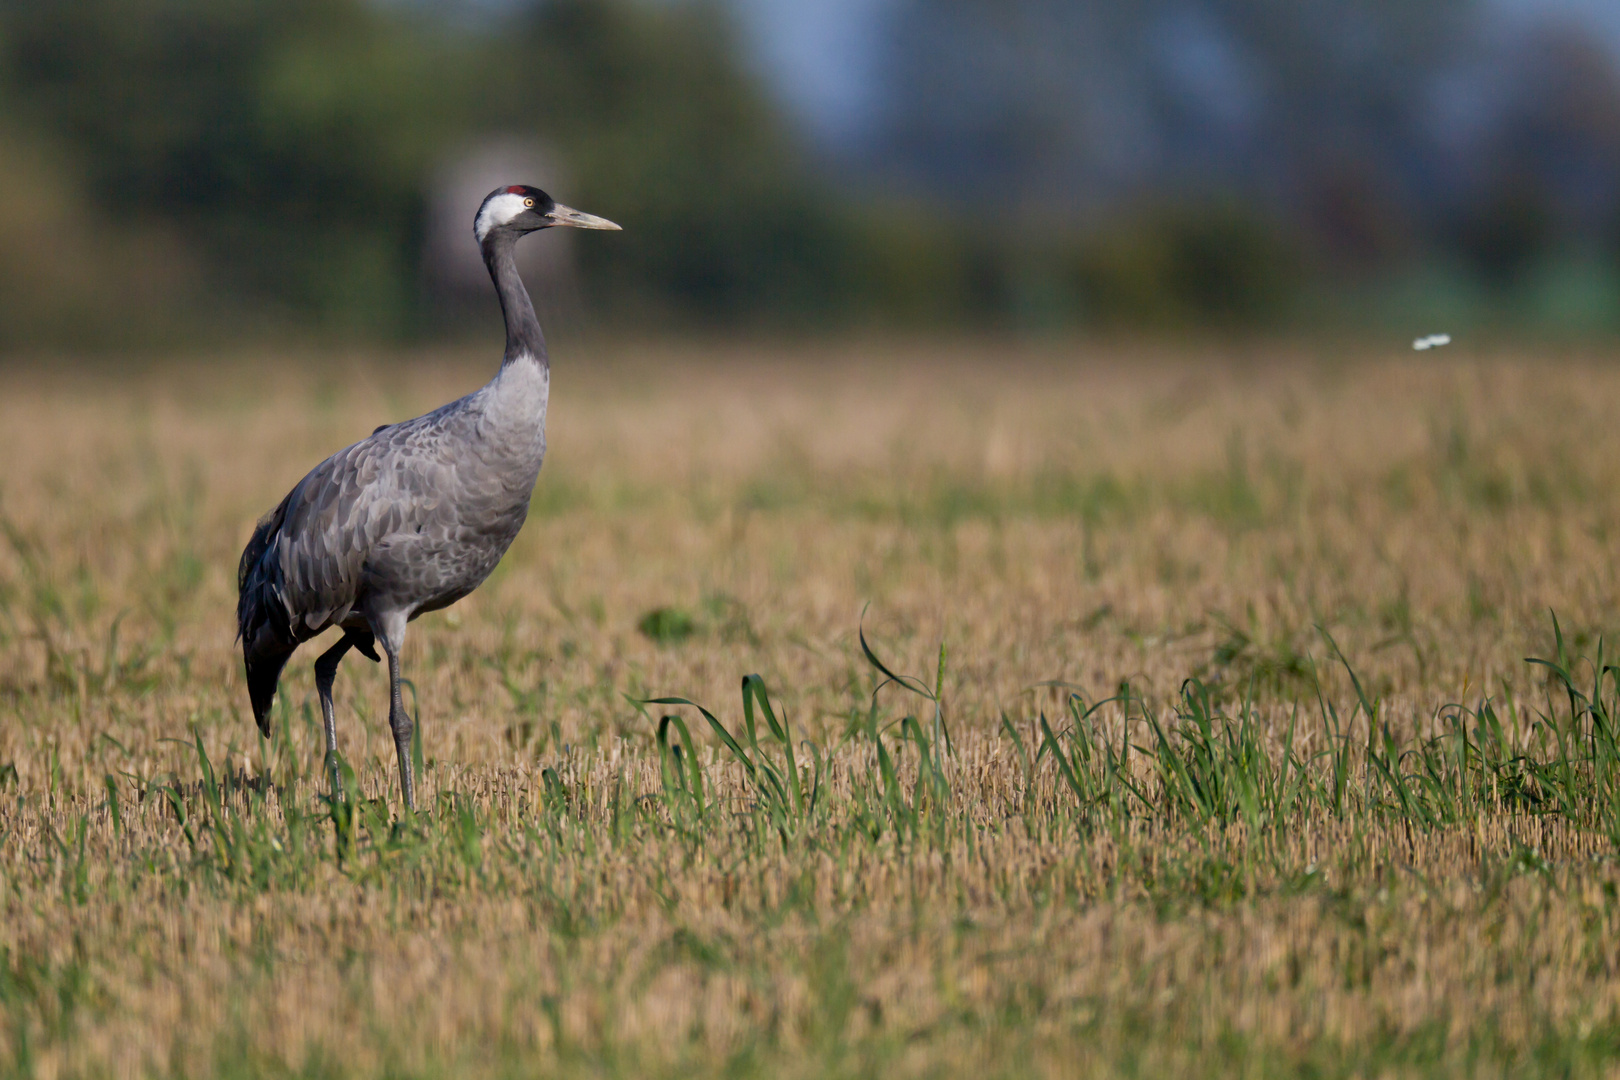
left=415, top=0, right=1620, bottom=143
left=725, top=0, right=1620, bottom=143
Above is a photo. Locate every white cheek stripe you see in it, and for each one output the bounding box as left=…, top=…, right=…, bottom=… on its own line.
left=475, top=193, right=529, bottom=242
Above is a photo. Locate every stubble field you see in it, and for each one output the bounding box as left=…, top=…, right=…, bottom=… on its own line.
left=5, top=338, right=1620, bottom=1077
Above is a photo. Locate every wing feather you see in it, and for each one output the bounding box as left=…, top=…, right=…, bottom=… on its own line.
left=237, top=388, right=523, bottom=730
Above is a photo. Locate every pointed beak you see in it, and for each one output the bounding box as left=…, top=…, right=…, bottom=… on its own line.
left=545, top=203, right=621, bottom=231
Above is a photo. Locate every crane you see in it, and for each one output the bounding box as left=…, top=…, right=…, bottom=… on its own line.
left=236, top=185, right=619, bottom=810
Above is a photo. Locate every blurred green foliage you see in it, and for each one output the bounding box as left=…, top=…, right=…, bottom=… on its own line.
left=1068, top=200, right=1303, bottom=329
left=0, top=0, right=1325, bottom=345
left=0, top=0, right=855, bottom=343
left=1, top=0, right=454, bottom=334
left=512, top=1, right=851, bottom=320
left=2, top=0, right=1613, bottom=346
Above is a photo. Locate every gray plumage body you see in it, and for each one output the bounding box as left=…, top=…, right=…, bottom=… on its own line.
left=236, top=185, right=617, bottom=808
left=237, top=358, right=548, bottom=683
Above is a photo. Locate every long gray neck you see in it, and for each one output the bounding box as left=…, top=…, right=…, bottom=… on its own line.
left=482, top=231, right=546, bottom=366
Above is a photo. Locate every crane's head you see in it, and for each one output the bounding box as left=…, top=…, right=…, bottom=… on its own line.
left=474, top=185, right=620, bottom=244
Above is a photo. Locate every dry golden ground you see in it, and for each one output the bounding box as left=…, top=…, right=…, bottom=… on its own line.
left=4, top=338, right=1620, bottom=1077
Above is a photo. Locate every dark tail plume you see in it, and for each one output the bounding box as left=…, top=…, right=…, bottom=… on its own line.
left=245, top=645, right=294, bottom=736
left=238, top=495, right=296, bottom=737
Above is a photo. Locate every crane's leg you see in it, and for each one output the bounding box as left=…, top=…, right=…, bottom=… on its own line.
left=313, top=635, right=354, bottom=802
left=374, top=616, right=416, bottom=812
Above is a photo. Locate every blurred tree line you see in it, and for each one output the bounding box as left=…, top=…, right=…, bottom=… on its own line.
left=862, top=0, right=1620, bottom=332
left=0, top=0, right=858, bottom=345
left=1, top=0, right=1620, bottom=346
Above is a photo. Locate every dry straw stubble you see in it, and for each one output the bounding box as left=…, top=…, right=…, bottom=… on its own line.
left=2, top=339, right=1620, bottom=1078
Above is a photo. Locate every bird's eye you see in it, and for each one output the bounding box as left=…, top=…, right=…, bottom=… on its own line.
left=523, top=198, right=535, bottom=208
